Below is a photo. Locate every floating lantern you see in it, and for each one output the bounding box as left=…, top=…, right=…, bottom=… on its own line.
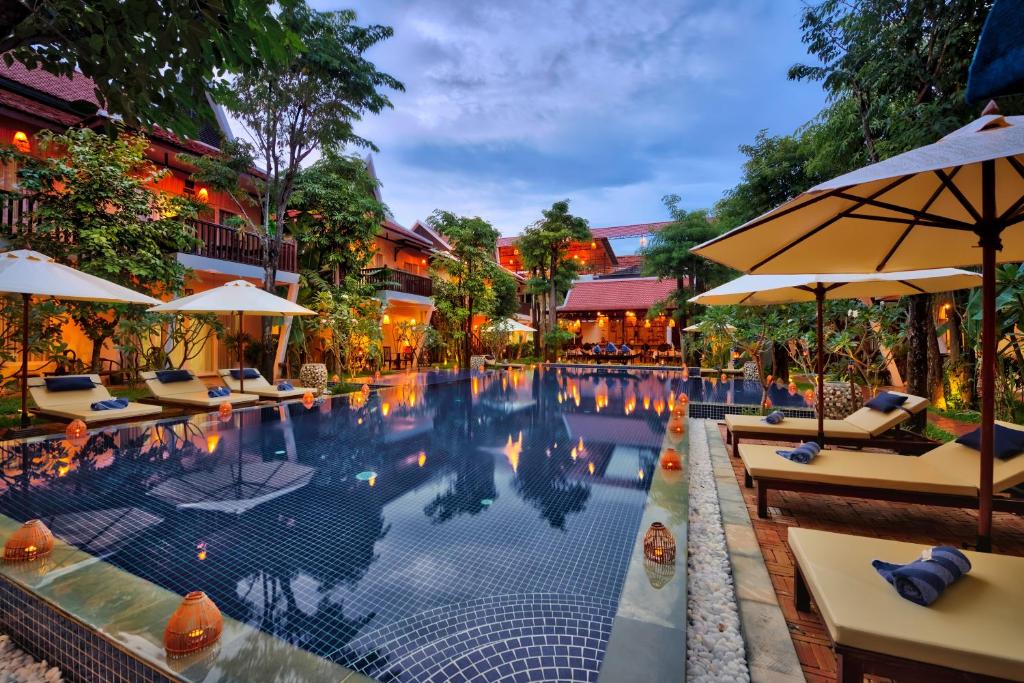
left=302, top=391, right=315, bottom=409
left=4, top=520, right=54, bottom=562
left=65, top=419, right=88, bottom=444
left=217, top=401, right=232, bottom=421
left=643, top=522, right=676, bottom=565
left=660, top=448, right=682, bottom=470
left=164, top=591, right=223, bottom=657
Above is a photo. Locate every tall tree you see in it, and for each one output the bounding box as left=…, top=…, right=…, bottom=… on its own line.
left=1, top=0, right=291, bottom=136
left=518, top=200, right=590, bottom=358
left=428, top=211, right=503, bottom=366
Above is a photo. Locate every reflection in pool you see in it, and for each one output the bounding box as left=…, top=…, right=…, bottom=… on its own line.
left=0, top=367, right=686, bottom=682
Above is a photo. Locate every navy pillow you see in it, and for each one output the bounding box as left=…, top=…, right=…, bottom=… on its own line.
left=229, top=368, right=260, bottom=379
left=956, top=425, right=1024, bottom=461
left=155, top=369, right=193, bottom=383
left=44, top=376, right=95, bottom=392
left=865, top=391, right=908, bottom=413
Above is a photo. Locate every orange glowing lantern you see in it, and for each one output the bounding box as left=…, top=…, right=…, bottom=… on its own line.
left=668, top=319, right=676, bottom=328
left=361, top=384, right=370, bottom=399
left=644, top=319, right=651, bottom=328
left=668, top=416, right=685, bottom=433
left=164, top=591, right=223, bottom=657
left=804, top=389, right=815, bottom=404
left=205, top=435, right=220, bottom=454
left=218, top=401, right=232, bottom=421
left=302, top=391, right=315, bottom=409
left=65, top=419, right=88, bottom=445
left=660, top=448, right=682, bottom=470
left=788, top=382, right=798, bottom=395
left=643, top=522, right=676, bottom=565
left=720, top=373, right=728, bottom=383
left=332, top=374, right=341, bottom=383
left=764, top=398, right=773, bottom=409
left=196, top=187, right=209, bottom=203
left=4, top=520, right=54, bottom=562
left=11, top=131, right=29, bottom=153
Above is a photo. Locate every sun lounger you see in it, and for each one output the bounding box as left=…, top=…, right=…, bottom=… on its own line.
left=725, top=391, right=935, bottom=456
left=789, top=528, right=1024, bottom=682
left=141, top=370, right=258, bottom=408
left=739, top=421, right=1024, bottom=518
left=217, top=369, right=312, bottom=400
left=28, top=375, right=162, bottom=424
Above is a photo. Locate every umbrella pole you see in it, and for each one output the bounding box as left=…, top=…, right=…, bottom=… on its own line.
left=977, top=238, right=997, bottom=552
left=815, top=285, right=825, bottom=446
left=20, top=293, right=30, bottom=428
left=238, top=311, right=245, bottom=393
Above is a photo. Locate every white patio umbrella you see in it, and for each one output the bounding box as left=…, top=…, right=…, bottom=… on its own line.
left=0, top=250, right=160, bottom=427
left=691, top=269, right=982, bottom=444
left=484, top=319, right=536, bottom=333
left=149, top=280, right=313, bottom=391
left=692, top=110, right=1024, bottom=550
left=682, top=323, right=736, bottom=332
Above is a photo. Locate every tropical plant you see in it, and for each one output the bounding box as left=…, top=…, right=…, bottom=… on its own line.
left=309, top=287, right=382, bottom=378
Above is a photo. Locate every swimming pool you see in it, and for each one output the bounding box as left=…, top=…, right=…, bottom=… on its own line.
left=0, top=367, right=688, bottom=682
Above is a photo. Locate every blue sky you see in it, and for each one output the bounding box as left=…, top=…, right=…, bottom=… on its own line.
left=314, top=0, right=827, bottom=235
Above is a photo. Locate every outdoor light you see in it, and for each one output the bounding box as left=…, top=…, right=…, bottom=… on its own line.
left=11, top=131, right=29, bottom=153
left=206, top=435, right=220, bottom=454
left=382, top=314, right=391, bottom=324
left=668, top=319, right=676, bottom=328
left=196, top=187, right=209, bottom=203
left=789, top=382, right=798, bottom=395
left=721, top=373, right=728, bottom=383
left=668, top=416, right=685, bottom=433
left=644, top=319, right=651, bottom=328
left=65, top=419, right=88, bottom=445
left=418, top=451, right=426, bottom=467
left=643, top=522, right=675, bottom=565
left=361, top=384, right=370, bottom=399
left=302, top=391, right=315, bottom=409
left=331, top=374, right=340, bottom=383
left=4, top=520, right=54, bottom=562
left=164, top=591, right=223, bottom=657
left=590, top=241, right=596, bottom=249
left=421, top=258, right=427, bottom=265
left=381, top=402, right=390, bottom=417
left=217, top=402, right=232, bottom=421
left=660, top=447, right=682, bottom=470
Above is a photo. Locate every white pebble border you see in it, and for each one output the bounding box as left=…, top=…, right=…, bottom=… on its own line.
left=686, top=419, right=751, bottom=682
left=0, top=635, right=62, bottom=683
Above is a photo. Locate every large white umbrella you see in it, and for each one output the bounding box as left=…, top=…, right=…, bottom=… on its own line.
left=0, top=250, right=160, bottom=427
left=692, top=111, right=1024, bottom=550
left=691, top=269, right=982, bottom=444
left=484, top=319, right=536, bottom=333
left=149, top=279, right=314, bottom=391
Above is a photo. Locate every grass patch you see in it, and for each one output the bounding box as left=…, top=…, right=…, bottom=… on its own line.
left=926, top=423, right=956, bottom=443
left=928, top=406, right=981, bottom=423
left=326, top=381, right=362, bottom=395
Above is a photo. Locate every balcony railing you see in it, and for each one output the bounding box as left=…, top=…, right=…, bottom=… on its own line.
left=361, top=267, right=433, bottom=297
left=185, top=218, right=297, bottom=273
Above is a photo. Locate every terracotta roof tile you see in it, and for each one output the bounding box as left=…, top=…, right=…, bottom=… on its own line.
left=0, top=61, right=99, bottom=106
left=559, top=277, right=676, bottom=312
left=497, top=221, right=671, bottom=247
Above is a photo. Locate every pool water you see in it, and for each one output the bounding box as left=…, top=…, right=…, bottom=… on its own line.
left=0, top=367, right=685, bottom=682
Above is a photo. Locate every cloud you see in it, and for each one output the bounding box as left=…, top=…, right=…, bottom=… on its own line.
left=307, top=0, right=827, bottom=232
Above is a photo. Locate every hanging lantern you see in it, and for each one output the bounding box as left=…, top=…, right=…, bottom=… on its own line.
left=11, top=131, right=30, bottom=153
left=302, top=391, right=315, bottom=409
left=164, top=591, right=223, bottom=657
left=217, top=401, right=232, bottom=421
left=660, top=448, right=682, bottom=470
left=4, top=520, right=54, bottom=562
left=65, top=419, right=88, bottom=446
left=643, top=522, right=676, bottom=564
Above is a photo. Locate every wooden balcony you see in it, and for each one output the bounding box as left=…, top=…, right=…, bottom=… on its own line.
left=361, top=267, right=433, bottom=297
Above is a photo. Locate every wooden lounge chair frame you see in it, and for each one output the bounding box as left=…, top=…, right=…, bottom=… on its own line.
left=726, top=392, right=936, bottom=457
left=28, top=374, right=162, bottom=424
left=791, top=529, right=1024, bottom=682
left=141, top=370, right=259, bottom=408
left=217, top=369, right=312, bottom=400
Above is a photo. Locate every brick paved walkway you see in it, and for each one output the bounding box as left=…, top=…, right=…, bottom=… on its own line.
left=718, top=424, right=1024, bottom=683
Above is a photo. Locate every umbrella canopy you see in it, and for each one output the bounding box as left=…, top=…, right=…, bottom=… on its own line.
left=683, top=323, right=736, bottom=332
left=150, top=280, right=313, bottom=391
left=691, top=112, right=1024, bottom=551
left=0, top=250, right=160, bottom=427
left=691, top=269, right=982, bottom=443
left=484, top=319, right=536, bottom=333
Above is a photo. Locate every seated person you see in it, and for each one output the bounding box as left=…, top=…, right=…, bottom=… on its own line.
left=605, top=342, right=618, bottom=354
left=620, top=343, right=632, bottom=354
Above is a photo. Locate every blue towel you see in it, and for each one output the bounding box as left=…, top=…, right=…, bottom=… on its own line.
left=208, top=387, right=231, bottom=398
left=91, top=398, right=128, bottom=411
left=872, top=546, right=972, bottom=606
left=277, top=381, right=294, bottom=391
left=776, top=441, right=820, bottom=464
left=763, top=410, right=785, bottom=425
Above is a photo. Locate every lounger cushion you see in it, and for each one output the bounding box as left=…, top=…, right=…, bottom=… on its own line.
left=37, top=402, right=162, bottom=423
left=725, top=414, right=870, bottom=439
left=955, top=424, right=1024, bottom=460
left=789, top=528, right=1024, bottom=681
left=739, top=444, right=976, bottom=496
left=843, top=406, right=912, bottom=437
left=924, top=422, right=1024, bottom=492
left=229, top=368, right=261, bottom=379
left=44, top=376, right=95, bottom=392
left=155, top=369, right=193, bottom=383
left=865, top=391, right=908, bottom=413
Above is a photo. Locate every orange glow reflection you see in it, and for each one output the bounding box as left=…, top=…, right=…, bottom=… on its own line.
left=505, top=432, right=523, bottom=473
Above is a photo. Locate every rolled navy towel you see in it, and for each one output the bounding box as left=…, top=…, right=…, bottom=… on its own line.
left=278, top=381, right=294, bottom=391
left=872, top=546, right=971, bottom=606
left=91, top=398, right=128, bottom=411
left=208, top=386, right=231, bottom=398
left=776, top=441, right=820, bottom=464
left=762, top=410, right=785, bottom=425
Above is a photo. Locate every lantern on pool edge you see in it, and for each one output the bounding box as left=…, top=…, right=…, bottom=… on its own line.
left=643, top=522, right=676, bottom=565
left=65, top=419, right=88, bottom=445
left=302, top=391, right=315, bottom=409
left=660, top=447, right=681, bottom=470
left=4, top=519, right=54, bottom=562
left=164, top=591, right=223, bottom=657
left=668, top=415, right=685, bottom=434
left=218, top=401, right=233, bottom=421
